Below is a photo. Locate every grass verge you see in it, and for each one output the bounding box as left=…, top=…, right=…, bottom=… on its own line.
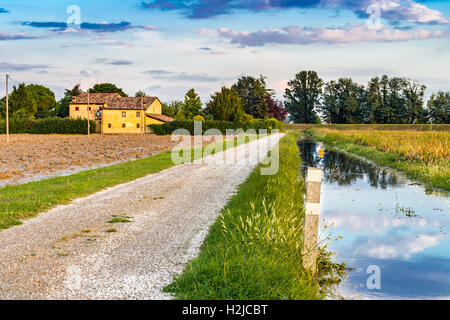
left=164, top=132, right=345, bottom=300
left=308, top=128, right=450, bottom=191
left=0, top=135, right=258, bottom=230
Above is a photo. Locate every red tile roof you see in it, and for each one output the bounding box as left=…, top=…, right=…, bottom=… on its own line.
left=146, top=113, right=174, bottom=123
left=105, top=97, right=157, bottom=110
left=71, top=93, right=121, bottom=104
left=70, top=93, right=159, bottom=110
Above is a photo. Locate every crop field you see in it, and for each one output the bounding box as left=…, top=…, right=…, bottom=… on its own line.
left=312, top=128, right=449, bottom=163
left=318, top=124, right=450, bottom=132
left=285, top=123, right=450, bottom=132
left=310, top=127, right=450, bottom=190
left=0, top=134, right=213, bottom=186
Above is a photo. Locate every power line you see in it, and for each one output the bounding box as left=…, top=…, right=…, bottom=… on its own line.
left=6, top=75, right=24, bottom=86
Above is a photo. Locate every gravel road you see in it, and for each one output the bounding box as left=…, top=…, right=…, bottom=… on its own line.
left=0, top=133, right=283, bottom=300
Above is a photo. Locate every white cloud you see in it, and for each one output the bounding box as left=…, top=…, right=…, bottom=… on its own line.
left=322, top=0, right=449, bottom=25
left=359, top=233, right=442, bottom=259
left=194, top=24, right=447, bottom=46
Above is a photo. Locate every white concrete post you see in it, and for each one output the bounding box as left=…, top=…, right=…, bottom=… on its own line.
left=302, top=167, right=322, bottom=274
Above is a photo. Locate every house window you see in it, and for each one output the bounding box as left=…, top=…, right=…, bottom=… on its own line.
left=122, top=112, right=127, bottom=118
left=108, top=123, right=112, bottom=128
left=75, top=107, right=79, bottom=111
left=122, top=123, right=126, bottom=128
left=137, top=124, right=140, bottom=128
left=136, top=112, right=141, bottom=118
left=88, top=107, right=92, bottom=111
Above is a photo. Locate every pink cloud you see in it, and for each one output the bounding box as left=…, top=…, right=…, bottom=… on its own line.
left=194, top=24, right=448, bottom=46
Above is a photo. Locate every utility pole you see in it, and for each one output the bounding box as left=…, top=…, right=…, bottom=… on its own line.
left=87, top=90, right=90, bottom=136
left=5, top=74, right=9, bottom=144
left=141, top=95, right=144, bottom=135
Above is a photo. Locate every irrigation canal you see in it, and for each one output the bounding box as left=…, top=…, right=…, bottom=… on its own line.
left=298, top=136, right=450, bottom=299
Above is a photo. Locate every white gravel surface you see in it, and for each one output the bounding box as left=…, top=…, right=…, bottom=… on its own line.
left=0, top=134, right=283, bottom=300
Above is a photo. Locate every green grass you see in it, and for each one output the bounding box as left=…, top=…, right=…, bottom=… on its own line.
left=309, top=129, right=450, bottom=191
left=164, top=132, right=345, bottom=300
left=108, top=217, right=132, bottom=224
left=0, top=135, right=258, bottom=230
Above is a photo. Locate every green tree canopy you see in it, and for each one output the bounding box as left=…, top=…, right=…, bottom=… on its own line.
left=162, top=100, right=183, bottom=118
left=427, top=91, right=450, bottom=124
left=135, top=91, right=146, bottom=97
left=232, top=76, right=269, bottom=119
left=366, top=76, right=427, bottom=124
left=4, top=83, right=58, bottom=119
left=206, top=87, right=243, bottom=121
left=58, top=84, right=82, bottom=118
left=403, top=80, right=427, bottom=124
left=284, top=71, right=323, bottom=123
left=89, top=83, right=128, bottom=97
left=27, top=84, right=57, bottom=118
left=8, top=83, right=38, bottom=119
left=177, top=88, right=203, bottom=120
left=320, top=78, right=363, bottom=124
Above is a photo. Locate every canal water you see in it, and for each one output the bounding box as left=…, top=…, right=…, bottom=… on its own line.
left=298, top=136, right=450, bottom=299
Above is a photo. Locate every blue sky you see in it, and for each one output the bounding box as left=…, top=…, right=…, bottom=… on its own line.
left=0, top=0, right=449, bottom=102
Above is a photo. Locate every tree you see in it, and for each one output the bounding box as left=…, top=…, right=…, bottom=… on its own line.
left=320, top=78, right=361, bottom=124
left=366, top=76, right=426, bottom=124
left=403, top=80, right=427, bottom=124
left=321, top=80, right=339, bottom=124
left=0, top=98, right=6, bottom=119
left=232, top=76, right=269, bottom=118
left=58, top=84, right=82, bottom=118
left=367, top=75, right=393, bottom=124
left=367, top=75, right=400, bottom=124
left=427, top=91, right=450, bottom=124
left=27, top=84, right=57, bottom=118
left=8, top=83, right=37, bottom=119
left=135, top=91, right=146, bottom=97
left=3, top=83, right=57, bottom=119
left=162, top=101, right=183, bottom=118
left=284, top=71, right=323, bottom=123
left=366, top=76, right=383, bottom=124
left=265, top=95, right=287, bottom=122
left=89, top=83, right=128, bottom=97
left=355, top=85, right=371, bottom=124
left=206, top=87, right=243, bottom=121
left=387, top=77, right=407, bottom=124
left=177, top=89, right=203, bottom=120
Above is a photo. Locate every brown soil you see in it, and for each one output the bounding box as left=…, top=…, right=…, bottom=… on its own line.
left=0, top=134, right=214, bottom=185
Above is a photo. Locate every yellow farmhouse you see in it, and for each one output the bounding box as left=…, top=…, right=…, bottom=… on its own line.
left=69, top=92, right=173, bottom=134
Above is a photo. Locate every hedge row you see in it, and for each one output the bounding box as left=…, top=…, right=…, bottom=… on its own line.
left=149, top=119, right=284, bottom=135
left=0, top=117, right=96, bottom=134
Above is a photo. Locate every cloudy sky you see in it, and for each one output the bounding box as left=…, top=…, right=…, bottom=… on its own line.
left=0, top=0, right=449, bottom=102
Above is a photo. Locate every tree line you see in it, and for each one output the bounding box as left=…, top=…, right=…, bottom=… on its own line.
left=1, top=72, right=448, bottom=124
left=161, top=76, right=287, bottom=124
left=0, top=83, right=128, bottom=120
left=0, top=79, right=287, bottom=125
left=284, top=71, right=449, bottom=124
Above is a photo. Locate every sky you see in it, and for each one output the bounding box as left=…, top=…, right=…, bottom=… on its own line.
left=0, top=0, right=449, bottom=102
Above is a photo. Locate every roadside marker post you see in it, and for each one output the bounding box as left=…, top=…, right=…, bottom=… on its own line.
left=302, top=167, right=322, bottom=274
